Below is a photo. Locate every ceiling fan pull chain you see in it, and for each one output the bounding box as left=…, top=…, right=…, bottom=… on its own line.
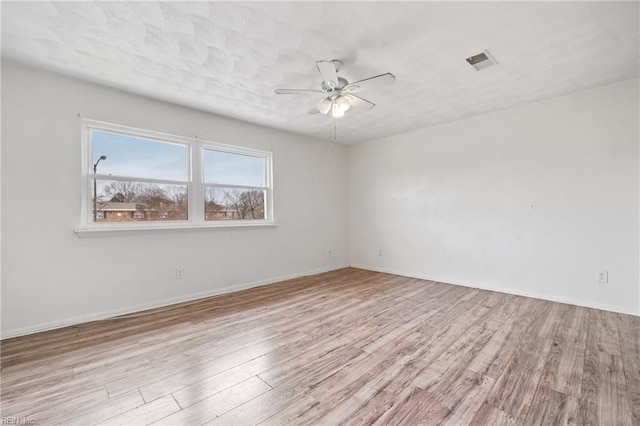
left=330, top=105, right=336, bottom=146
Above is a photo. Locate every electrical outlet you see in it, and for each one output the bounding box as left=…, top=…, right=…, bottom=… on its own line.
left=596, top=270, right=608, bottom=283
left=176, top=267, right=184, bottom=280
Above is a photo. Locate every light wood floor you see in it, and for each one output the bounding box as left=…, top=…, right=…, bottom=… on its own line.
left=1, top=268, right=639, bottom=425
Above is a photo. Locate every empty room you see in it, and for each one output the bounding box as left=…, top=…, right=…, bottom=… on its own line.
left=1, top=1, right=639, bottom=425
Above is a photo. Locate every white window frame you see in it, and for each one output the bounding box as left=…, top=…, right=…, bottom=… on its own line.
left=77, top=119, right=274, bottom=236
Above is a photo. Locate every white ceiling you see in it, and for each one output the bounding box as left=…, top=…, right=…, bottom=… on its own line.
left=2, top=1, right=638, bottom=144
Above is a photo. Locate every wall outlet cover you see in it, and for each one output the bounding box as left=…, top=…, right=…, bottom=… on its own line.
left=596, top=270, right=608, bottom=283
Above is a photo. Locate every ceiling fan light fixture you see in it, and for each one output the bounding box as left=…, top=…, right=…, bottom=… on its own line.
left=317, top=97, right=332, bottom=114
left=337, top=95, right=352, bottom=112
left=331, top=102, right=345, bottom=118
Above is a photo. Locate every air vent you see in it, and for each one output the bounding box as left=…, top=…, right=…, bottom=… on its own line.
left=466, top=50, right=497, bottom=71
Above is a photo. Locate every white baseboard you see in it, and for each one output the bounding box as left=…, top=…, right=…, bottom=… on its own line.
left=1, top=264, right=350, bottom=339
left=350, top=263, right=640, bottom=317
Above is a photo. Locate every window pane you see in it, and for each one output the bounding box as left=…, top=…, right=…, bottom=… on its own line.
left=203, top=149, right=264, bottom=186
left=93, top=179, right=188, bottom=222
left=92, top=131, right=187, bottom=181
left=204, top=187, right=265, bottom=221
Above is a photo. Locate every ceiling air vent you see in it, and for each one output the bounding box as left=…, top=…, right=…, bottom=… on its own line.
left=466, top=50, right=497, bottom=71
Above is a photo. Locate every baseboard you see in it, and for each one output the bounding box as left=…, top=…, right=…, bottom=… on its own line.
left=350, top=263, right=640, bottom=317
left=1, top=263, right=350, bottom=339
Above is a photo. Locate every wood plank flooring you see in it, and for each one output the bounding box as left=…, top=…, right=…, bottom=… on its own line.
left=1, top=268, right=638, bottom=425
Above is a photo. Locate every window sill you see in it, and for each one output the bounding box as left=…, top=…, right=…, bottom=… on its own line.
left=74, top=222, right=277, bottom=238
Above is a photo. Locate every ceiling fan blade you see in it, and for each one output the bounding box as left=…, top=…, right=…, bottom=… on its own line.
left=317, top=97, right=332, bottom=115
left=308, top=107, right=320, bottom=115
left=316, top=60, right=339, bottom=89
left=275, top=88, right=323, bottom=95
left=347, top=95, right=375, bottom=111
left=343, top=73, right=396, bottom=93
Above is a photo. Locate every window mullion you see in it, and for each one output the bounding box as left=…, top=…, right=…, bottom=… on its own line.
left=93, top=174, right=188, bottom=186
left=203, top=183, right=267, bottom=191
left=191, top=140, right=204, bottom=224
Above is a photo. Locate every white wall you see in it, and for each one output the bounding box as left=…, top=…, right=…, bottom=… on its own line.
left=1, top=61, right=349, bottom=337
left=348, top=78, right=640, bottom=315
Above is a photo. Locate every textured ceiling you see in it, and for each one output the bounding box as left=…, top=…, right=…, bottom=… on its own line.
left=2, top=1, right=639, bottom=144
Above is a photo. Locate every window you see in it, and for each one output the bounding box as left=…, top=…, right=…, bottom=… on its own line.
left=203, top=149, right=267, bottom=221
left=81, top=120, right=273, bottom=231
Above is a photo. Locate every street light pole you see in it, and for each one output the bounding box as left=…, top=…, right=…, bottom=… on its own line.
left=93, top=155, right=107, bottom=221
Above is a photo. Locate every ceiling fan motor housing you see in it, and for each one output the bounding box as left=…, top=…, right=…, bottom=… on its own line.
left=322, top=76, right=349, bottom=92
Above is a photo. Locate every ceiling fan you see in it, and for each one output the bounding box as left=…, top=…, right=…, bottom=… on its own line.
left=275, top=60, right=395, bottom=144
